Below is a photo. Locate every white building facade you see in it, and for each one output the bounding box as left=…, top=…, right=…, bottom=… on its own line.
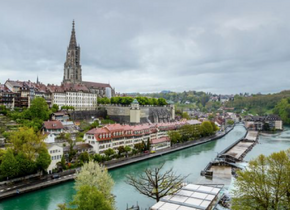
left=47, top=144, right=63, bottom=174
left=84, top=121, right=187, bottom=154
left=48, top=84, right=97, bottom=111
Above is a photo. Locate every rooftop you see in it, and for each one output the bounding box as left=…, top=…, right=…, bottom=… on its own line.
left=43, top=120, right=64, bottom=130
left=151, top=184, right=222, bottom=210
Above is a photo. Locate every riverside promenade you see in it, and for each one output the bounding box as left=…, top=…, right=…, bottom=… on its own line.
left=0, top=126, right=234, bottom=200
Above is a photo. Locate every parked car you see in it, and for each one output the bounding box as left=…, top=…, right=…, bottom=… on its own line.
left=51, top=174, right=60, bottom=179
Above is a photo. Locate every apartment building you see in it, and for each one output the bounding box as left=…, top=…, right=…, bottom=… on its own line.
left=84, top=121, right=187, bottom=154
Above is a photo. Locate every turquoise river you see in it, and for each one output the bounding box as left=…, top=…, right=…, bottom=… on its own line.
left=0, top=124, right=290, bottom=210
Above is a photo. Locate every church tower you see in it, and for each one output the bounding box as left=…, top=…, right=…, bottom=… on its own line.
left=63, top=20, right=82, bottom=84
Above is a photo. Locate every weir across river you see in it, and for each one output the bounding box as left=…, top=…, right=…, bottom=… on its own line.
left=201, top=130, right=259, bottom=181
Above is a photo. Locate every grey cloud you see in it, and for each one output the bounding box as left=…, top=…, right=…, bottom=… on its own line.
left=0, top=0, right=290, bottom=94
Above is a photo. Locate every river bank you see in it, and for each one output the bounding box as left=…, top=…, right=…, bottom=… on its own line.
left=0, top=125, right=248, bottom=210
left=0, top=126, right=234, bottom=201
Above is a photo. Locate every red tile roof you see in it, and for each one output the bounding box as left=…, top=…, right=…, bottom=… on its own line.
left=86, top=121, right=190, bottom=142
left=82, top=81, right=112, bottom=89
left=43, top=120, right=64, bottom=130
left=47, top=83, right=90, bottom=93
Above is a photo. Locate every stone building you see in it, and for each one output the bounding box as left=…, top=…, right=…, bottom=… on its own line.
left=105, top=100, right=175, bottom=124
left=63, top=21, right=82, bottom=84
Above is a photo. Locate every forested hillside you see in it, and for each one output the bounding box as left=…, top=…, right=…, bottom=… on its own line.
left=141, top=91, right=211, bottom=107
left=226, top=90, right=290, bottom=116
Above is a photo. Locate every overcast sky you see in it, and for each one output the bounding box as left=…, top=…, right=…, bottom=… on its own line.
left=0, top=0, right=290, bottom=94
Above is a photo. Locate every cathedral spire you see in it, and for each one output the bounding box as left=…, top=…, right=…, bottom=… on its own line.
left=69, top=20, right=77, bottom=49
left=72, top=20, right=75, bottom=31
left=63, top=20, right=82, bottom=84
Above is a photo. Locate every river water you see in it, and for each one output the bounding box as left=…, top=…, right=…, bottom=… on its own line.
left=0, top=125, right=289, bottom=210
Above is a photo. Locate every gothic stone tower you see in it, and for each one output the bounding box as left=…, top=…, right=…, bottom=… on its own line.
left=63, top=21, right=82, bottom=84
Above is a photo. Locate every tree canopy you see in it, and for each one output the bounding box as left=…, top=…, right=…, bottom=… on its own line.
left=168, top=122, right=217, bottom=145
left=74, top=161, right=115, bottom=206
left=226, top=90, right=290, bottom=116
left=98, top=96, right=168, bottom=106
left=28, top=97, right=50, bottom=121
left=0, top=149, right=19, bottom=179
left=57, top=161, right=115, bottom=210
left=36, top=148, right=51, bottom=172
left=273, top=98, right=290, bottom=124
left=0, top=127, right=50, bottom=180
left=232, top=149, right=290, bottom=209
left=9, top=127, right=46, bottom=160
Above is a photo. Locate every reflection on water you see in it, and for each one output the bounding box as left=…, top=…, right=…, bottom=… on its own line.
left=5, top=125, right=287, bottom=210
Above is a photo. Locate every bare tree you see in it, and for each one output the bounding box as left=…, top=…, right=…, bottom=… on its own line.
left=126, top=164, right=189, bottom=202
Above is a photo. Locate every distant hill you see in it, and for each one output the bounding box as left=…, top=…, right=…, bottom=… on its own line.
left=160, top=90, right=172, bottom=94
left=226, top=90, right=290, bottom=115
left=140, top=90, right=212, bottom=108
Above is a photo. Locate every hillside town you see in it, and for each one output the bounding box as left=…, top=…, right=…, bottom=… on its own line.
left=0, top=18, right=288, bottom=210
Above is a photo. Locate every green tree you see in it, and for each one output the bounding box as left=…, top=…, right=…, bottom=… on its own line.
left=179, top=124, right=193, bottom=141
left=70, top=185, right=114, bottom=210
left=157, top=98, right=167, bottom=106
left=57, top=162, right=115, bottom=210
left=93, top=154, right=105, bottom=163
left=124, top=146, right=131, bottom=157
left=146, top=139, right=151, bottom=151
left=0, top=149, right=19, bottom=179
left=201, top=121, right=214, bottom=136
left=136, top=96, right=148, bottom=105
left=16, top=152, right=37, bottom=176
left=181, top=112, right=190, bottom=120
left=9, top=127, right=46, bottom=161
left=227, top=119, right=235, bottom=126
left=28, top=97, right=50, bottom=120
left=60, top=156, right=66, bottom=169
left=36, top=148, right=51, bottom=173
left=151, top=98, right=158, bottom=105
left=232, top=149, right=290, bottom=209
left=51, top=104, right=59, bottom=113
left=79, top=152, right=90, bottom=164
left=0, top=150, right=6, bottom=163
left=134, top=143, right=145, bottom=153
left=273, top=98, right=290, bottom=124
left=117, top=146, right=125, bottom=156
left=75, top=161, right=115, bottom=206
left=210, top=121, right=219, bottom=132
left=168, top=131, right=182, bottom=145
left=120, top=97, right=134, bottom=105
left=0, top=105, right=8, bottom=115
left=67, top=138, right=76, bottom=162
left=104, top=148, right=115, bottom=159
